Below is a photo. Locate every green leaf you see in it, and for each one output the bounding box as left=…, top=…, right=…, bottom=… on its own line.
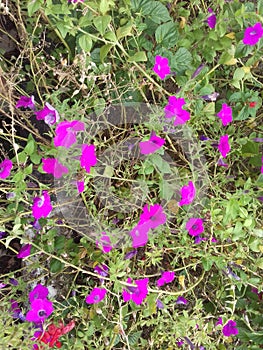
left=132, top=0, right=171, bottom=24
left=150, top=153, right=172, bottom=174
left=50, top=258, right=64, bottom=273
left=100, top=44, right=113, bottom=62
left=155, top=21, right=179, bottom=48
left=202, top=257, right=213, bottom=271
left=27, top=0, right=42, bottom=17
left=241, top=141, right=259, bottom=157
left=171, top=48, right=192, bottom=74
left=78, top=34, right=93, bottom=52
left=93, top=15, right=111, bottom=35
left=128, top=331, right=142, bottom=346
left=116, top=23, right=133, bottom=39
left=104, top=31, right=117, bottom=42
left=158, top=179, right=174, bottom=201
left=128, top=51, right=147, bottom=62
left=100, top=0, right=114, bottom=15
left=233, top=67, right=245, bottom=81
left=23, top=164, right=33, bottom=175
left=24, top=140, right=35, bottom=156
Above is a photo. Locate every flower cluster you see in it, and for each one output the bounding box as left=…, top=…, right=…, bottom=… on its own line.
left=122, top=277, right=149, bottom=305
left=26, top=284, right=53, bottom=324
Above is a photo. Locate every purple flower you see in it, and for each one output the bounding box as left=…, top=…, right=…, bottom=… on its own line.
left=139, top=132, right=165, bottom=155
left=129, top=222, right=150, bottom=248
left=194, top=235, right=206, bottom=244
left=17, top=244, right=31, bottom=258
left=216, top=317, right=223, bottom=326
left=191, top=64, right=205, bottom=79
left=16, top=95, right=35, bottom=109
left=178, top=181, right=196, bottom=206
left=85, top=287, right=107, bottom=304
left=243, top=22, right=263, bottom=46
left=32, top=219, right=41, bottom=231
left=207, top=9, right=216, bottom=29
left=0, top=159, right=12, bottom=179
left=35, top=103, right=59, bottom=125
left=122, top=278, right=149, bottom=305
left=124, top=250, right=137, bottom=260
left=186, top=218, right=204, bottom=236
left=42, top=158, right=69, bottom=178
left=253, top=138, right=263, bottom=142
left=0, top=283, right=7, bottom=288
left=32, top=190, right=53, bottom=219
left=222, top=320, right=238, bottom=336
left=201, top=92, right=219, bottom=102
left=156, top=299, right=164, bottom=309
left=138, top=203, right=166, bottom=229
left=80, top=144, right=97, bottom=173
left=26, top=298, right=53, bottom=323
left=218, top=158, right=228, bottom=167
left=0, top=231, right=7, bottom=239
left=29, top=284, right=49, bottom=303
left=96, top=232, right=113, bottom=253
left=69, top=0, right=84, bottom=3
left=76, top=180, right=84, bottom=193
left=157, top=271, right=175, bottom=287
left=218, top=135, right=230, bottom=158
left=54, top=120, right=85, bottom=148
left=261, top=155, right=263, bottom=174
left=94, top=264, right=109, bottom=281
left=164, top=96, right=190, bottom=125
left=152, top=55, right=171, bottom=80
left=217, top=103, right=233, bottom=126
left=176, top=296, right=188, bottom=305
left=176, top=339, right=184, bottom=347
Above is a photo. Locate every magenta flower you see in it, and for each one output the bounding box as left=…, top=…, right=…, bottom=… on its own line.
left=207, top=8, right=216, bottom=29
left=122, top=278, right=149, bottom=305
left=32, top=191, right=53, bottom=219
left=243, top=22, right=263, bottom=46
left=152, top=55, right=171, bottom=80
left=16, top=95, right=35, bottom=109
left=54, top=120, right=85, bottom=148
left=217, top=103, right=233, bottom=126
left=216, top=317, right=223, bottom=326
left=157, top=271, right=175, bottom=287
left=138, top=203, right=166, bottom=229
left=69, top=0, right=84, bottom=3
left=35, top=103, right=60, bottom=125
left=96, top=232, right=113, bottom=253
left=218, top=135, right=230, bottom=158
left=139, top=132, right=165, bottom=155
left=186, top=218, right=204, bottom=236
left=218, top=158, right=228, bottom=167
left=164, top=96, right=190, bottom=125
left=76, top=180, right=84, bottom=193
left=176, top=296, right=188, bottom=305
left=0, top=159, right=12, bottom=179
left=17, top=244, right=31, bottom=258
left=129, top=222, right=151, bottom=248
left=29, top=284, right=49, bottom=303
left=178, top=181, right=196, bottom=206
left=26, top=298, right=53, bottom=323
left=85, top=287, right=107, bottom=304
left=42, top=158, right=68, bottom=178
left=94, top=264, right=109, bottom=281
left=222, top=320, right=238, bottom=336
left=80, top=144, right=97, bottom=173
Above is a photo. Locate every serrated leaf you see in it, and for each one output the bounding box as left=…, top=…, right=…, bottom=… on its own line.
left=155, top=21, right=179, bottom=48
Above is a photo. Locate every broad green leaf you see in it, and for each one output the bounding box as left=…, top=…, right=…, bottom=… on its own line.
left=171, top=48, right=192, bottom=73
left=78, top=34, right=93, bottom=52
left=50, top=258, right=64, bottom=273
left=241, top=141, right=259, bottom=156
left=100, top=44, right=113, bottom=62
left=233, top=67, right=245, bottom=81
left=100, top=0, right=114, bottom=15
left=24, top=140, right=35, bottom=156
left=27, top=0, right=42, bottom=17
left=128, top=51, right=147, bottom=62
left=132, top=0, right=171, bottom=24
left=93, top=15, right=111, bottom=35
left=155, top=21, right=179, bottom=48
left=104, top=31, right=117, bottom=42
left=116, top=23, right=133, bottom=39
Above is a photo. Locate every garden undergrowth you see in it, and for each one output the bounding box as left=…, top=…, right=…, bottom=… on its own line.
left=0, top=0, right=263, bottom=349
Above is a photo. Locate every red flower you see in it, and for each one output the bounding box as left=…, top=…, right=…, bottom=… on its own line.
left=34, top=320, right=75, bottom=349
left=249, top=101, right=256, bottom=108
